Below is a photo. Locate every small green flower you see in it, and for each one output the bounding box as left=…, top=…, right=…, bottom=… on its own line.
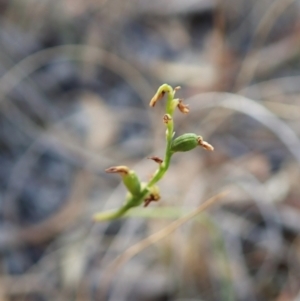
left=105, top=166, right=141, bottom=196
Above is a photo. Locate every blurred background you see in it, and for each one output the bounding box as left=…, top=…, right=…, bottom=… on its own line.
left=0, top=0, right=300, bottom=300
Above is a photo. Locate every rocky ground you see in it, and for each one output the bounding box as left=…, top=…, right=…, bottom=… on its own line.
left=0, top=1, right=300, bottom=300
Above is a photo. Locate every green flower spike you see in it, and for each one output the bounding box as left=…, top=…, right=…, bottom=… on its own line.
left=93, top=84, right=214, bottom=222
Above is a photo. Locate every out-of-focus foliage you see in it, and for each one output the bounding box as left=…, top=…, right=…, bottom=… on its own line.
left=0, top=0, right=300, bottom=300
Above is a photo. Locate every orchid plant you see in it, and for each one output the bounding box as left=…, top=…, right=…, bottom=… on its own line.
left=93, top=84, right=214, bottom=222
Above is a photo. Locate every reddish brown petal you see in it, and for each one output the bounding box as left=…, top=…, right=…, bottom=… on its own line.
left=149, top=91, right=165, bottom=107
left=163, top=114, right=172, bottom=124
left=144, top=193, right=160, bottom=207
left=105, top=165, right=130, bottom=175
left=147, top=156, right=163, bottom=164
left=199, top=140, right=214, bottom=151
left=177, top=99, right=190, bottom=114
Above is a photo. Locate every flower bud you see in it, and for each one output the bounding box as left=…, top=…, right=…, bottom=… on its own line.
left=170, top=133, right=214, bottom=153
left=171, top=133, right=199, bottom=152
left=105, top=165, right=141, bottom=196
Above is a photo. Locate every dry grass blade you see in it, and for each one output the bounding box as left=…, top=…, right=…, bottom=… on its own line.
left=0, top=44, right=153, bottom=108
left=188, top=92, right=300, bottom=164
left=234, top=0, right=297, bottom=90
left=99, top=191, right=229, bottom=299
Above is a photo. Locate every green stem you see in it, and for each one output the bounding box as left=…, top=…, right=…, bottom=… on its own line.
left=93, top=205, right=130, bottom=222
left=94, top=85, right=177, bottom=222
left=146, top=89, right=174, bottom=187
